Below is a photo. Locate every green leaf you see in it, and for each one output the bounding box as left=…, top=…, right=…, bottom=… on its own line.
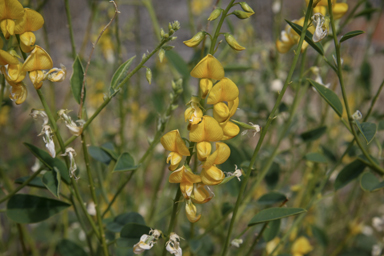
left=165, top=50, right=189, bottom=78
left=300, top=126, right=327, bottom=142
left=335, top=160, right=366, bottom=190
left=305, top=152, right=328, bottom=163
left=106, top=212, right=145, bottom=233
left=321, top=145, right=337, bottom=163
left=118, top=223, right=151, bottom=247
left=15, top=176, right=45, bottom=188
left=257, top=192, right=287, bottom=205
left=101, top=142, right=119, bottom=161
left=42, top=167, right=61, bottom=198
left=24, top=143, right=70, bottom=184
left=248, top=207, right=306, bottom=226
left=113, top=152, right=140, bottom=173
left=355, top=121, right=376, bottom=144
left=378, top=120, right=384, bottom=131
left=285, top=20, right=324, bottom=55
left=56, top=239, right=87, bottom=256
left=70, top=56, right=85, bottom=104
left=110, top=56, right=136, bottom=89
left=88, top=146, right=112, bottom=165
left=308, top=79, right=343, bottom=117
left=360, top=172, right=384, bottom=192
left=6, top=194, right=71, bottom=223
left=263, top=219, right=281, bottom=242
left=340, top=30, right=364, bottom=43
left=311, top=225, right=328, bottom=247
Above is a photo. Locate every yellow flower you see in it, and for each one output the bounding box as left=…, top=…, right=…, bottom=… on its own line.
left=199, top=78, right=213, bottom=99
left=196, top=141, right=211, bottom=161
left=0, top=49, right=19, bottom=66
left=225, top=33, right=246, bottom=51
left=169, top=165, right=201, bottom=199
left=183, top=31, right=205, bottom=48
left=203, top=142, right=230, bottom=168
left=190, top=54, right=225, bottom=80
left=291, top=236, right=313, bottom=256
left=266, top=237, right=280, bottom=256
left=1, top=61, right=26, bottom=84
left=313, top=6, right=326, bottom=16
left=207, top=77, right=239, bottom=105
left=201, top=165, right=225, bottom=185
left=185, top=199, right=201, bottom=223
left=333, top=3, right=348, bottom=20
left=0, top=0, right=24, bottom=39
left=184, top=102, right=203, bottom=125
left=14, top=8, right=44, bottom=52
left=9, top=82, right=27, bottom=104
left=213, top=98, right=240, bottom=125
left=22, top=45, right=53, bottom=89
left=221, top=121, right=240, bottom=140
left=192, top=184, right=213, bottom=204
left=189, top=115, right=223, bottom=142
left=161, top=130, right=190, bottom=171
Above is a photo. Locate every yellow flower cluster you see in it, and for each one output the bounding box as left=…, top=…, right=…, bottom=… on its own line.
left=161, top=54, right=241, bottom=223
left=0, top=0, right=66, bottom=104
left=276, top=0, right=348, bottom=54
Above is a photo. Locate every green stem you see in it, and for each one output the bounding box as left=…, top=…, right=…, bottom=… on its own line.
left=141, top=0, right=161, bottom=41
left=245, top=224, right=268, bottom=256
left=221, top=4, right=314, bottom=255
left=209, top=0, right=236, bottom=54
left=64, top=0, right=77, bottom=60
left=81, top=134, right=109, bottom=256
left=328, top=0, right=384, bottom=174
left=17, top=224, right=28, bottom=256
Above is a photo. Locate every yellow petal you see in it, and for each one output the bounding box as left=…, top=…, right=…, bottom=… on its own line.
left=305, top=0, right=335, bottom=6
left=189, top=116, right=223, bottom=142
left=0, top=19, right=15, bottom=39
left=313, top=6, right=326, bottom=16
left=167, top=152, right=182, bottom=171
left=200, top=78, right=212, bottom=99
left=196, top=142, right=211, bottom=161
left=169, top=165, right=201, bottom=184
left=0, top=50, right=19, bottom=65
left=192, top=184, right=213, bottom=204
left=185, top=201, right=201, bottom=223
left=333, top=3, right=348, bottom=20
left=228, top=97, right=239, bottom=118
left=201, top=165, right=225, bottom=185
left=180, top=182, right=193, bottom=198
left=276, top=40, right=293, bottom=54
left=203, top=142, right=230, bottom=168
left=6, top=62, right=26, bottom=83
left=161, top=130, right=190, bottom=156
left=22, top=45, right=53, bottom=71
left=225, top=33, right=246, bottom=51
left=183, top=31, right=204, bottom=47
left=190, top=54, right=224, bottom=80
left=19, top=32, right=36, bottom=53
left=9, top=83, right=27, bottom=105
left=291, top=237, right=313, bottom=255
left=0, top=0, right=24, bottom=20
left=183, top=166, right=202, bottom=184
left=207, top=77, right=239, bottom=105
left=14, top=8, right=44, bottom=34
left=221, top=121, right=240, bottom=140
left=169, top=166, right=184, bottom=183
left=213, top=102, right=229, bottom=123
left=29, top=70, right=45, bottom=89
left=184, top=103, right=203, bottom=125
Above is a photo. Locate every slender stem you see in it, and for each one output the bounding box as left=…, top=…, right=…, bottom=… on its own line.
left=328, top=0, right=384, bottom=174
left=141, top=0, right=161, bottom=41
left=81, top=134, right=109, bottom=256
left=0, top=169, right=43, bottom=204
left=245, top=224, right=268, bottom=256
left=220, top=3, right=314, bottom=255
left=365, top=79, right=384, bottom=119
left=64, top=0, right=77, bottom=60
left=17, top=224, right=28, bottom=256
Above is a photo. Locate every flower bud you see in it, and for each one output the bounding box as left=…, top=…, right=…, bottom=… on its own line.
left=224, top=33, right=246, bottom=51
left=158, top=48, right=165, bottom=63
left=239, top=2, right=254, bottom=13
left=233, top=10, right=254, bottom=19
left=199, top=78, right=212, bottom=99
left=146, top=67, right=152, bottom=85
left=183, top=31, right=205, bottom=48
left=160, top=28, right=165, bottom=38
left=208, top=8, right=223, bottom=21
left=29, top=70, right=45, bottom=89
left=172, top=20, right=180, bottom=31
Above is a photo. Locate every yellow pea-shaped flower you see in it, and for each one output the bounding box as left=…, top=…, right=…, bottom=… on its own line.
left=190, top=54, right=224, bottom=80
left=189, top=116, right=223, bottom=142
left=199, top=78, right=213, bottom=99
left=221, top=121, right=240, bottom=140
left=196, top=142, right=211, bottom=161
left=201, top=165, right=225, bottom=185
left=207, top=77, right=239, bottom=105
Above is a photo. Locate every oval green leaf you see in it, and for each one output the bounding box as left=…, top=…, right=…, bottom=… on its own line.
left=24, top=143, right=70, bottom=184
left=42, top=167, right=61, bottom=198
left=248, top=207, right=306, bottom=226
left=56, top=239, right=87, bottom=256
left=70, top=56, right=85, bottom=104
left=305, top=152, right=328, bottom=163
left=340, top=30, right=364, bottom=43
left=111, top=56, right=136, bottom=89
left=263, top=219, right=281, bottom=242
left=335, top=159, right=366, bottom=190
left=285, top=20, right=324, bottom=55
left=118, top=223, right=151, bottom=247
left=355, top=120, right=377, bottom=144
left=106, top=212, right=145, bottom=233
left=113, top=152, right=140, bottom=173
left=300, top=126, right=327, bottom=142
left=88, top=146, right=112, bottom=165
left=308, top=79, right=343, bottom=117
left=6, top=194, right=71, bottom=223
left=15, top=176, right=45, bottom=188
left=257, top=192, right=287, bottom=205
left=360, top=172, right=384, bottom=192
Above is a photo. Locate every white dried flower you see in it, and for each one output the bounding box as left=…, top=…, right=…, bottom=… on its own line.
left=352, top=110, right=363, bottom=120
left=231, top=238, right=243, bottom=248
left=60, top=147, right=78, bottom=179
left=38, top=125, right=55, bottom=158
left=30, top=109, right=49, bottom=126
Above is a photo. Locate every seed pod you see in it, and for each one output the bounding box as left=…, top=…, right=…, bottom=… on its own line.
left=208, top=8, right=223, bottom=21
left=224, top=33, right=246, bottom=51
left=183, top=31, right=205, bottom=47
